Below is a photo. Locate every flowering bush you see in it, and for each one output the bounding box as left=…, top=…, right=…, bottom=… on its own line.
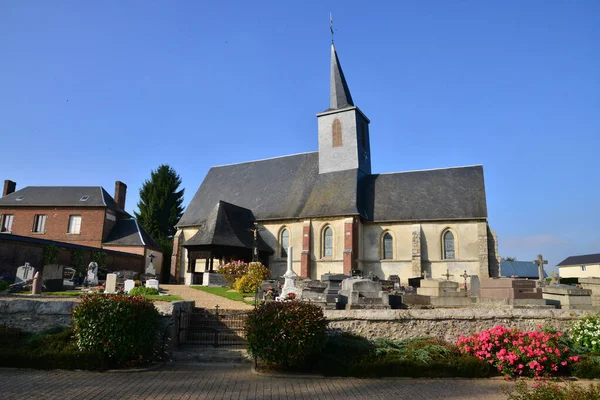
left=246, top=301, right=327, bottom=368
left=569, top=314, right=600, bottom=353
left=457, top=325, right=576, bottom=378
left=233, top=262, right=269, bottom=294
left=217, top=260, right=248, bottom=286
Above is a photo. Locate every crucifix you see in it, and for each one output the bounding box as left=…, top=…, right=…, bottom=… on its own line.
left=460, top=270, right=471, bottom=292
left=422, top=270, right=430, bottom=280
left=533, top=254, right=548, bottom=287
left=247, top=222, right=264, bottom=262
left=442, top=269, right=453, bottom=281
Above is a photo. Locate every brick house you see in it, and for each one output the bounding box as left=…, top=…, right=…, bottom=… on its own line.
left=0, top=180, right=162, bottom=274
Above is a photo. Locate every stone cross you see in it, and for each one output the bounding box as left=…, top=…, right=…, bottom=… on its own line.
left=441, top=269, right=453, bottom=281
left=550, top=270, right=560, bottom=285
left=460, top=270, right=471, bottom=292
left=533, top=254, right=548, bottom=287
left=422, top=271, right=430, bottom=280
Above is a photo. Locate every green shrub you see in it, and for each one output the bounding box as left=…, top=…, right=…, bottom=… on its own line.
left=42, top=244, right=60, bottom=265
left=570, top=314, right=600, bottom=353
left=233, top=262, right=269, bottom=293
left=505, top=379, right=600, bottom=400
left=72, top=293, right=160, bottom=364
left=128, top=286, right=160, bottom=296
left=0, top=280, right=8, bottom=292
left=246, top=301, right=327, bottom=369
left=569, top=353, right=600, bottom=379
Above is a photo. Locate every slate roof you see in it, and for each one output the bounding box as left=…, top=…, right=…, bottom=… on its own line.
left=0, top=186, right=123, bottom=213
left=557, top=253, right=600, bottom=267
left=103, top=219, right=161, bottom=250
left=177, top=153, right=488, bottom=227
left=328, top=44, right=354, bottom=110
left=183, top=201, right=273, bottom=253
left=500, top=261, right=548, bottom=279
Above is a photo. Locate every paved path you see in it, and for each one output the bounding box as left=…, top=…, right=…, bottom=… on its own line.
left=161, top=284, right=253, bottom=310
left=0, top=364, right=511, bottom=400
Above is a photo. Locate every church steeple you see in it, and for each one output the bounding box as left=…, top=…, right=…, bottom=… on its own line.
left=329, top=44, right=354, bottom=110
left=317, top=43, right=371, bottom=175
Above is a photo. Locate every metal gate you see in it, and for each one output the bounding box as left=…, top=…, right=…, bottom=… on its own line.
left=178, top=306, right=249, bottom=348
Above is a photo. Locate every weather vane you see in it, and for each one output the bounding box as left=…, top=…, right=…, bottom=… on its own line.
left=330, top=13, right=334, bottom=44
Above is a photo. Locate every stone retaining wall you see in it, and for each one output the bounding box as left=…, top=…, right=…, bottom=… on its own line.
left=323, top=309, right=592, bottom=343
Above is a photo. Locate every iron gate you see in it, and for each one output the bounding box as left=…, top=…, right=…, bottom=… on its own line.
left=178, top=306, right=249, bottom=348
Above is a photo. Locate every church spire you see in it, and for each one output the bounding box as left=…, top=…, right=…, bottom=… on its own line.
left=329, top=44, right=354, bottom=110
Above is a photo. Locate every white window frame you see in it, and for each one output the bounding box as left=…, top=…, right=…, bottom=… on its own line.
left=581, top=266, right=587, bottom=272
left=1, top=214, right=14, bottom=232
left=68, top=215, right=82, bottom=234
left=32, top=215, right=46, bottom=233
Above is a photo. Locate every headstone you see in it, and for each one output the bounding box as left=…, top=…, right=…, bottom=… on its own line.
left=105, top=273, right=117, bottom=294
left=321, top=273, right=346, bottom=304
left=550, top=271, right=560, bottom=286
left=299, top=280, right=328, bottom=304
left=579, top=277, right=600, bottom=307
left=63, top=267, right=76, bottom=288
left=145, top=255, right=156, bottom=275
left=477, top=277, right=548, bottom=307
left=32, top=271, right=42, bottom=295
left=389, top=275, right=401, bottom=289
left=86, top=262, right=99, bottom=286
left=533, top=254, right=548, bottom=287
left=15, top=263, right=36, bottom=284
left=124, top=279, right=136, bottom=293
left=337, top=277, right=390, bottom=309
left=146, top=279, right=159, bottom=291
left=280, top=246, right=299, bottom=299
left=407, top=279, right=475, bottom=307
left=541, top=285, right=592, bottom=310
left=202, top=272, right=229, bottom=287
left=43, top=264, right=64, bottom=291
left=469, top=275, right=481, bottom=297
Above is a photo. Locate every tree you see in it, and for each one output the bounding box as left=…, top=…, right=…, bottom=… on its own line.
left=501, top=256, right=517, bottom=262
left=134, top=164, right=184, bottom=241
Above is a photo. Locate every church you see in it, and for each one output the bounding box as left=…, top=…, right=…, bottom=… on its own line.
left=170, top=43, right=500, bottom=286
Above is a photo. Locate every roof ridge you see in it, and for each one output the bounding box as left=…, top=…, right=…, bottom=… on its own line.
left=211, top=151, right=317, bottom=168
left=376, top=165, right=483, bottom=175
left=133, top=219, right=146, bottom=246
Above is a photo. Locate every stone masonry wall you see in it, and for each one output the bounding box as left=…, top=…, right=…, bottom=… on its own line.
left=324, top=309, right=589, bottom=343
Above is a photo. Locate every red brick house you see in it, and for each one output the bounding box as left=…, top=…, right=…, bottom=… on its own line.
left=0, top=180, right=163, bottom=274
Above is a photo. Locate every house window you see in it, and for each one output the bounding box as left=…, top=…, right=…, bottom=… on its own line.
left=332, top=119, right=342, bottom=148
left=382, top=232, right=393, bottom=260
left=581, top=266, right=587, bottom=272
left=1, top=214, right=14, bottom=232
left=443, top=230, right=455, bottom=260
left=280, top=228, right=289, bottom=258
left=323, top=226, right=333, bottom=257
left=32, top=215, right=46, bottom=233
left=68, top=215, right=82, bottom=234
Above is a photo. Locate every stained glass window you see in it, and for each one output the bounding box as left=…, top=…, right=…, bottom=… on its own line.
left=324, top=227, right=333, bottom=257
left=383, top=233, right=393, bottom=259
left=280, top=229, right=289, bottom=258
left=443, top=231, right=455, bottom=259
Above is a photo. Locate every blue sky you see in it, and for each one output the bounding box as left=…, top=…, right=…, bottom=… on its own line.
left=1, top=1, right=598, bottom=271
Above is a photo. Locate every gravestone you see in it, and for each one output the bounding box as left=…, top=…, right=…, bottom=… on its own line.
left=280, top=247, right=299, bottom=299
left=43, top=264, right=64, bottom=291
left=15, top=263, right=36, bottom=284
left=337, top=277, right=390, bottom=309
left=124, top=279, right=136, bottom=294
left=63, top=267, right=76, bottom=288
left=145, top=258, right=156, bottom=276
left=389, top=275, right=401, bottom=289
left=105, top=273, right=117, bottom=294
left=478, top=277, right=547, bottom=307
left=470, top=275, right=481, bottom=297
left=412, top=279, right=474, bottom=307
left=541, top=285, right=592, bottom=310
left=146, top=279, right=159, bottom=291
left=32, top=271, right=42, bottom=295
left=533, top=254, right=548, bottom=287
left=321, top=273, right=346, bottom=304
left=550, top=271, right=560, bottom=286
left=86, top=262, right=99, bottom=286
left=202, top=272, right=229, bottom=287
left=579, top=277, right=600, bottom=307
left=299, top=280, right=328, bottom=304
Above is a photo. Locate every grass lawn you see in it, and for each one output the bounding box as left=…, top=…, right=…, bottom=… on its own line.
left=192, top=286, right=256, bottom=305
left=144, top=294, right=184, bottom=302
left=42, top=291, right=83, bottom=297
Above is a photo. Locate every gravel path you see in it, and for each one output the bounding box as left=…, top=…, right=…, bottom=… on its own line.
left=161, top=284, right=253, bottom=310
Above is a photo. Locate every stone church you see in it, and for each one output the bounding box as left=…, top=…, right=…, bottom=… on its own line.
left=170, top=44, right=500, bottom=285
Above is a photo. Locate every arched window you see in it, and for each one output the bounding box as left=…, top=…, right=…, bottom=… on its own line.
left=382, top=232, right=393, bottom=260
left=323, top=226, right=333, bottom=257
left=332, top=119, right=342, bottom=147
left=280, top=228, right=289, bottom=258
left=443, top=230, right=455, bottom=260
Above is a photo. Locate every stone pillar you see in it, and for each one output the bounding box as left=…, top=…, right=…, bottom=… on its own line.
left=300, top=220, right=311, bottom=278
left=343, top=217, right=358, bottom=276
left=487, top=226, right=501, bottom=277
left=170, top=231, right=183, bottom=283
left=411, top=224, right=422, bottom=277
left=477, top=222, right=490, bottom=278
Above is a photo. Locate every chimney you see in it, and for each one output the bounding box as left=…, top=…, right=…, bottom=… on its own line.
left=114, top=181, right=127, bottom=211
left=3, top=180, right=16, bottom=197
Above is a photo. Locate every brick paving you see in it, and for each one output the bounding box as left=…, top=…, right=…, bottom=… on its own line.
left=0, top=364, right=512, bottom=400
left=161, top=284, right=253, bottom=310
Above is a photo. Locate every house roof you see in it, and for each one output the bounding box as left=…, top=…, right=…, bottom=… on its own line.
left=557, top=253, right=600, bottom=267
left=177, top=153, right=488, bottom=227
left=103, top=219, right=161, bottom=250
left=0, top=186, right=126, bottom=214
left=500, top=261, right=548, bottom=279
left=183, top=201, right=273, bottom=253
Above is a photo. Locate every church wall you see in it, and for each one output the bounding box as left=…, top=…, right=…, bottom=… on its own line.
left=261, top=221, right=303, bottom=279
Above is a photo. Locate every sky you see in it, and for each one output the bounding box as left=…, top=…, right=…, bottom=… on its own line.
left=1, top=1, right=599, bottom=272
